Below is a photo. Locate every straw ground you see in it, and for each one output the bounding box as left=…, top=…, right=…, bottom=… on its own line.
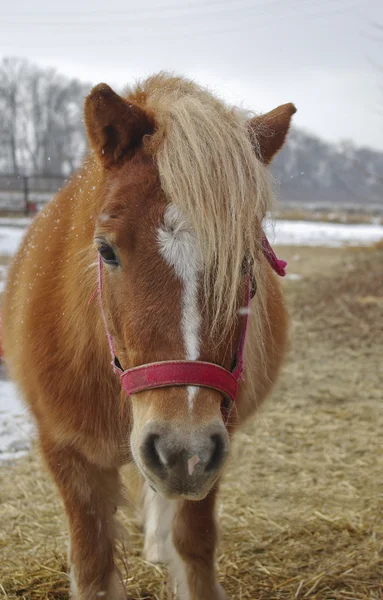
left=1, top=243, right=382, bottom=599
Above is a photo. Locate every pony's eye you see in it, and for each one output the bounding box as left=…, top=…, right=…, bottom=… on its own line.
left=98, top=244, right=119, bottom=266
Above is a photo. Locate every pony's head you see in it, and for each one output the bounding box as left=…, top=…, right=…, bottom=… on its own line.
left=84, top=75, right=295, bottom=499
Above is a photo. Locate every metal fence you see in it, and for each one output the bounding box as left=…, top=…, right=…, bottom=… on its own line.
left=0, top=174, right=67, bottom=215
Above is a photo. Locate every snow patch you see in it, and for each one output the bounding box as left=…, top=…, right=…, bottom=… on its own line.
left=285, top=273, right=303, bottom=281
left=264, top=220, right=383, bottom=247
left=0, top=379, right=35, bottom=465
left=0, top=226, right=26, bottom=256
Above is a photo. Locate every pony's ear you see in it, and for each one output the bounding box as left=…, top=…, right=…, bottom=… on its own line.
left=84, top=83, right=155, bottom=168
left=248, top=103, right=296, bottom=165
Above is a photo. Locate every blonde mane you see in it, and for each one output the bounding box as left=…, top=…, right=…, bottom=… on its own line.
left=127, top=74, right=274, bottom=345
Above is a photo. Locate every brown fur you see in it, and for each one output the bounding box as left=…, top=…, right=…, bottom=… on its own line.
left=2, top=73, right=294, bottom=600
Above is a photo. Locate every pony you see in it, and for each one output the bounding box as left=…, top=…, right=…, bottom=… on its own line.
left=2, top=74, right=295, bottom=600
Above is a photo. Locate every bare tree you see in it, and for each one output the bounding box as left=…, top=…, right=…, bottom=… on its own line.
left=273, top=128, right=383, bottom=208
left=0, top=57, right=90, bottom=175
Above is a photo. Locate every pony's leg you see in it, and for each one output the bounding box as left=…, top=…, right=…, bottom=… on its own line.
left=170, top=490, right=227, bottom=600
left=40, top=436, right=126, bottom=600
left=142, top=482, right=174, bottom=564
left=142, top=486, right=226, bottom=598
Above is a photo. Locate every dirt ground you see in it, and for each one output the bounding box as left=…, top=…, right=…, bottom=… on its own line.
left=0, top=244, right=382, bottom=600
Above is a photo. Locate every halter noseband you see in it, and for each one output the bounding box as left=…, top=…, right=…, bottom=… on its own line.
left=95, top=233, right=286, bottom=416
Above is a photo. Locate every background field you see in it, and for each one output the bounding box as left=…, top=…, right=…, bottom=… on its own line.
left=1, top=242, right=382, bottom=600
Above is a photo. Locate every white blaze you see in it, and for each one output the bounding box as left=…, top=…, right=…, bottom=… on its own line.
left=157, top=204, right=202, bottom=410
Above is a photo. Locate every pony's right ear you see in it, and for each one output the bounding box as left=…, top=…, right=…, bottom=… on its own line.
left=84, top=83, right=155, bottom=169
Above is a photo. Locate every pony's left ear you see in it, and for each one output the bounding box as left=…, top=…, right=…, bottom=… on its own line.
left=84, top=83, right=155, bottom=169
left=248, top=103, right=297, bottom=165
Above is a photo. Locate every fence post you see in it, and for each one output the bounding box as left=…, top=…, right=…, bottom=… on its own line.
left=23, top=176, right=29, bottom=215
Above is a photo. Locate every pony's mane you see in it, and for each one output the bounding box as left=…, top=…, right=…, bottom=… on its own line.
left=126, top=74, right=274, bottom=341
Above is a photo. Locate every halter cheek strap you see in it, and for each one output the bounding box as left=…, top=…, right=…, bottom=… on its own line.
left=96, top=254, right=119, bottom=371
left=94, top=233, right=286, bottom=410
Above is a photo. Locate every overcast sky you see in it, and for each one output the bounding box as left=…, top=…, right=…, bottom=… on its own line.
left=1, top=0, right=382, bottom=150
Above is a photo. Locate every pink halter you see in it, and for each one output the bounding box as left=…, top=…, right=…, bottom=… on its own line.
left=95, top=233, right=286, bottom=414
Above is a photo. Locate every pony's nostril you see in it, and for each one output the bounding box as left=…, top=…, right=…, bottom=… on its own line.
left=142, top=434, right=164, bottom=473
left=206, top=434, right=225, bottom=473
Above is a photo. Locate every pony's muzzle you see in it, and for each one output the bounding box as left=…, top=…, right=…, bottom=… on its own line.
left=138, top=421, right=229, bottom=499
